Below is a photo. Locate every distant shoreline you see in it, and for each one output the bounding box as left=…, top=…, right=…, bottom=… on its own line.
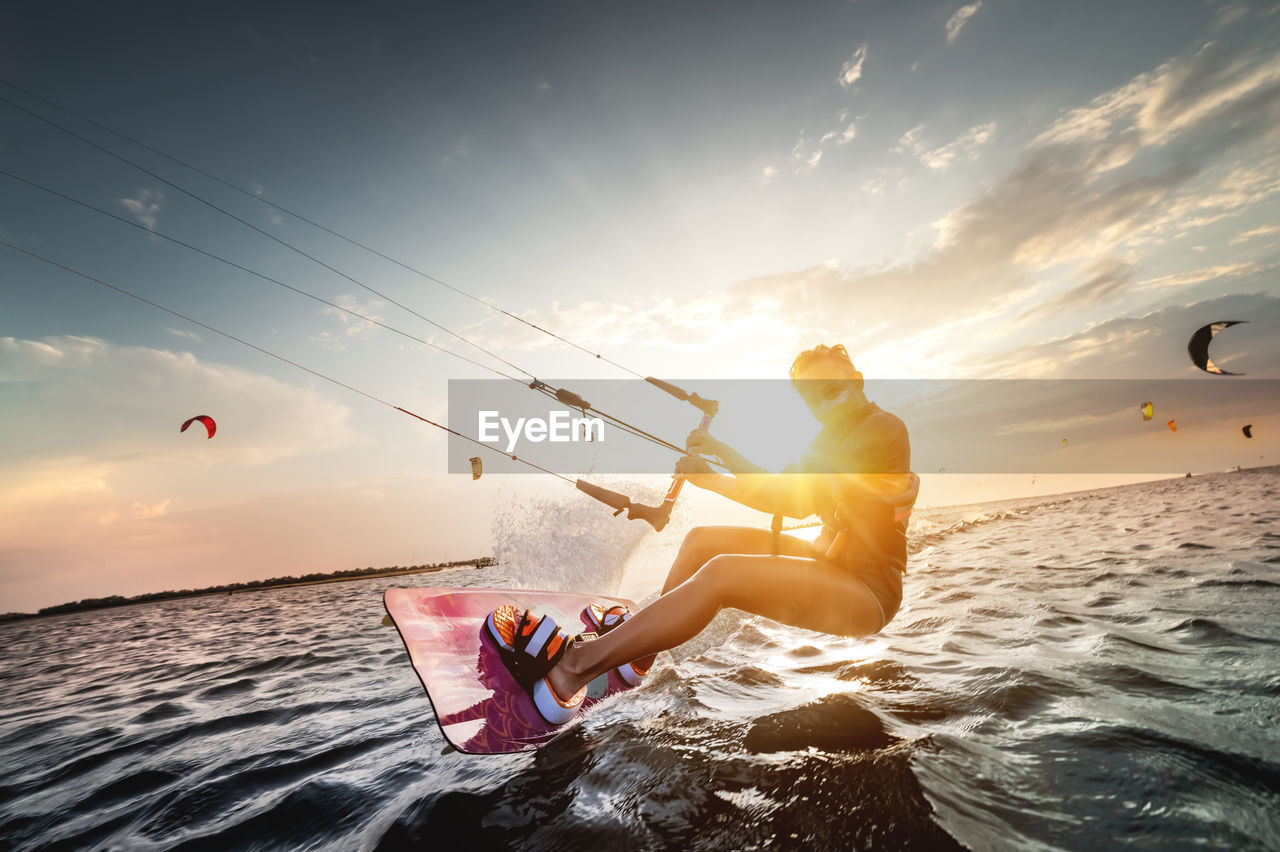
left=7, top=467, right=1272, bottom=624
left=0, top=557, right=497, bottom=623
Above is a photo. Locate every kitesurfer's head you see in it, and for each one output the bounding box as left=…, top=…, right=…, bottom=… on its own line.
left=790, top=344, right=866, bottom=424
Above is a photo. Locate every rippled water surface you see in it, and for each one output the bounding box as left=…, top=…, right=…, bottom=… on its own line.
left=2, top=469, right=1279, bottom=850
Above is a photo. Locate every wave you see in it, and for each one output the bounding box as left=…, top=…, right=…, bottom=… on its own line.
left=3, top=469, right=1279, bottom=848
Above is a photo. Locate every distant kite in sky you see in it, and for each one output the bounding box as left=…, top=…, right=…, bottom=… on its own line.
left=1168, top=420, right=1177, bottom=432
left=180, top=414, right=216, bottom=439
left=1187, top=321, right=1247, bottom=375
left=1243, top=424, right=1253, bottom=438
left=1141, top=401, right=1153, bottom=421
left=469, top=456, right=483, bottom=480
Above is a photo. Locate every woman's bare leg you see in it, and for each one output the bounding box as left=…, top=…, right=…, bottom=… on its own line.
left=627, top=526, right=817, bottom=675
left=547, top=552, right=885, bottom=697
left=661, top=526, right=816, bottom=593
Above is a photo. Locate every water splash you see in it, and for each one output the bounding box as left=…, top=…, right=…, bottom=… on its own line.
left=490, top=477, right=662, bottom=596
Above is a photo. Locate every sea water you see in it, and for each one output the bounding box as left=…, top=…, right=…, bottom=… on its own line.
left=1, top=469, right=1278, bottom=849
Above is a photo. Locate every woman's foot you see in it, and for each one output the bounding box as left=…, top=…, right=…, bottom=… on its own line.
left=545, top=640, right=594, bottom=700
left=484, top=605, right=587, bottom=724
left=583, top=603, right=656, bottom=686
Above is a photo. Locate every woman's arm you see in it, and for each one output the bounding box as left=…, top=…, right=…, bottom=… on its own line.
left=673, top=456, right=826, bottom=518
left=681, top=427, right=838, bottom=517
left=681, top=428, right=812, bottom=514
left=717, top=470, right=916, bottom=519
left=678, top=412, right=913, bottom=518
left=685, top=428, right=769, bottom=476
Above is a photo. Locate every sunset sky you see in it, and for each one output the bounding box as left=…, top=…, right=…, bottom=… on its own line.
left=2, top=1, right=1278, bottom=611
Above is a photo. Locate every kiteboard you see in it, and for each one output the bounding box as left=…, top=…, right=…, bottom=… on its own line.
left=384, top=587, right=651, bottom=754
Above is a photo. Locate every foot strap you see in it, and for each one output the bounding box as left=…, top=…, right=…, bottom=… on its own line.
left=510, top=612, right=571, bottom=685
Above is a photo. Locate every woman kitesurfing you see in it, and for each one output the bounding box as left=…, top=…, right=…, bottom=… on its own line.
left=1, top=78, right=920, bottom=733
left=485, top=343, right=918, bottom=724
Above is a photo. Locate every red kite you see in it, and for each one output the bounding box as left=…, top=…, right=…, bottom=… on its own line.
left=180, top=415, right=216, bottom=439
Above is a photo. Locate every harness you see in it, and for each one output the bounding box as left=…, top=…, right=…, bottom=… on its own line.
left=821, top=473, right=920, bottom=568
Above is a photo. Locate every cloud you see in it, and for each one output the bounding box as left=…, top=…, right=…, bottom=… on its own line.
left=1134, top=262, right=1262, bottom=290
left=1213, top=4, right=1251, bottom=31
left=861, top=176, right=889, bottom=197
left=557, top=287, right=798, bottom=352
left=130, top=498, right=171, bottom=519
left=782, top=110, right=860, bottom=179
left=441, top=134, right=471, bottom=165
left=1031, top=39, right=1280, bottom=161
left=1230, top=221, right=1280, bottom=244
left=0, top=335, right=357, bottom=469
left=895, top=121, right=997, bottom=171
left=457, top=265, right=836, bottom=366
left=164, top=326, right=202, bottom=341
left=958, top=291, right=1280, bottom=379
left=790, top=136, right=823, bottom=175
left=819, top=111, right=859, bottom=146
left=537, top=79, right=552, bottom=92
left=860, top=167, right=907, bottom=198
left=1010, top=259, right=1267, bottom=331
left=749, top=38, right=1280, bottom=358
left=1015, top=256, right=1136, bottom=324
left=911, top=38, right=1280, bottom=277
left=839, top=43, right=868, bottom=89
left=945, top=2, right=983, bottom=44
left=760, top=165, right=778, bottom=184
left=315, top=293, right=387, bottom=349
left=477, top=35, right=1280, bottom=382
left=116, top=188, right=163, bottom=230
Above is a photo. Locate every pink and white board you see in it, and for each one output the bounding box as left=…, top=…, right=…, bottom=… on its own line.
left=384, top=587, right=645, bottom=754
